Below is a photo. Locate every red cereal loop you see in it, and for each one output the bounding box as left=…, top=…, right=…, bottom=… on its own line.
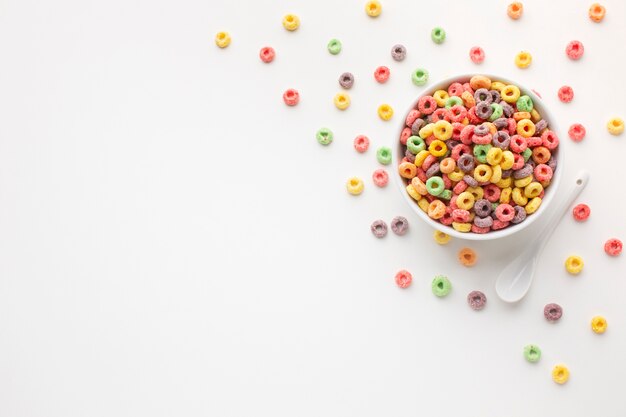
left=534, top=164, right=553, bottom=182
left=418, top=96, right=437, bottom=115
left=354, top=135, right=370, bottom=153
left=558, top=86, right=574, bottom=103
left=405, top=109, right=421, bottom=127
left=604, top=238, right=623, bottom=257
left=440, top=207, right=454, bottom=225
left=572, top=203, right=590, bottom=221
left=568, top=123, right=586, bottom=142
left=283, top=88, right=299, bottom=106
left=492, top=219, right=510, bottom=230
left=469, top=46, right=485, bottom=64
left=541, top=130, right=559, bottom=150
left=448, top=82, right=464, bottom=97
left=372, top=169, right=389, bottom=187
left=471, top=224, right=490, bottom=234
left=565, top=40, right=584, bottom=60
left=259, top=46, right=275, bottom=63
left=395, top=270, right=413, bottom=288
left=400, top=127, right=411, bottom=145
left=374, top=66, right=390, bottom=83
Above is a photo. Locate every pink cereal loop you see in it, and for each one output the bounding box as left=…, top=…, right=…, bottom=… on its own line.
left=372, top=169, right=389, bottom=187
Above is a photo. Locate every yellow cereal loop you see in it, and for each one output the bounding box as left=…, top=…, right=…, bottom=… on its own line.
left=552, top=365, right=570, bottom=385
left=524, top=197, right=542, bottom=214
left=365, top=1, right=382, bottom=17
left=530, top=108, right=541, bottom=123
left=524, top=182, right=543, bottom=198
left=512, top=187, right=528, bottom=206
left=499, top=187, right=512, bottom=203
left=433, top=230, right=451, bottom=245
left=414, top=150, right=430, bottom=167
left=456, top=192, right=475, bottom=210
left=515, top=51, right=532, bottom=68
left=490, top=81, right=506, bottom=92
left=378, top=103, right=393, bottom=120
left=516, top=119, right=536, bottom=137
left=406, top=184, right=422, bottom=201
left=433, top=120, right=453, bottom=140
left=486, top=147, right=504, bottom=166
left=591, top=316, right=608, bottom=334
left=448, top=168, right=464, bottom=182
left=215, top=31, right=231, bottom=48
left=497, top=177, right=512, bottom=189
left=419, top=123, right=435, bottom=139
left=428, top=140, right=447, bottom=157
left=433, top=90, right=449, bottom=107
left=501, top=85, right=521, bottom=103
left=452, top=222, right=472, bottom=233
left=461, top=91, right=475, bottom=107
left=607, top=117, right=624, bottom=135
left=334, top=92, right=351, bottom=110
left=282, top=14, right=300, bottom=31
left=565, top=255, right=584, bottom=275
left=346, top=177, right=364, bottom=195
left=466, top=186, right=484, bottom=200
left=473, top=164, right=493, bottom=182
left=500, top=150, right=514, bottom=170
left=490, top=165, right=502, bottom=184
left=514, top=176, right=533, bottom=188
left=417, top=198, right=429, bottom=212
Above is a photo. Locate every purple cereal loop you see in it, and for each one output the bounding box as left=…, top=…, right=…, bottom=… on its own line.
left=501, top=101, right=514, bottom=118
left=511, top=205, right=527, bottom=224
left=544, top=303, right=563, bottom=322
left=527, top=159, right=537, bottom=169
left=467, top=290, right=487, bottom=310
left=492, top=131, right=510, bottom=149
left=473, top=123, right=490, bottom=137
left=411, top=118, right=425, bottom=135
left=391, top=44, right=407, bottom=61
left=473, top=199, right=492, bottom=217
left=513, top=163, right=533, bottom=179
left=371, top=220, right=388, bottom=238
left=463, top=174, right=478, bottom=187
left=535, top=119, right=547, bottom=133
left=426, top=162, right=441, bottom=178
left=446, top=140, right=460, bottom=150
left=339, top=72, right=354, bottom=89
left=458, top=154, right=475, bottom=173
left=547, top=157, right=557, bottom=172
left=501, top=169, right=512, bottom=178
left=404, top=149, right=416, bottom=163
left=489, top=90, right=501, bottom=103
left=493, top=117, right=509, bottom=130
left=474, top=88, right=493, bottom=104
left=476, top=101, right=493, bottom=119
left=473, top=215, right=493, bottom=228
left=391, top=216, right=409, bottom=236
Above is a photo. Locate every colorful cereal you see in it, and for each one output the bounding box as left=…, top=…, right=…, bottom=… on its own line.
left=588, top=3, right=605, bottom=22
left=467, top=291, right=487, bottom=310
left=412, top=68, right=429, bottom=86
left=469, top=46, right=485, bottom=64
left=346, top=177, right=364, bottom=195
left=371, top=220, right=388, bottom=238
left=544, top=303, right=563, bottom=322
left=591, top=316, right=608, bottom=334
left=377, top=146, right=392, bottom=165
left=354, top=135, right=370, bottom=153
left=327, top=38, right=342, bottom=55
left=431, top=27, right=446, bottom=44
left=365, top=1, right=382, bottom=17
left=283, top=89, right=300, bottom=106
left=282, top=14, right=300, bottom=31
left=372, top=169, right=389, bottom=187
left=458, top=247, right=477, bottom=266
left=316, top=127, right=333, bottom=145
left=507, top=2, right=523, bottom=19
left=374, top=66, right=390, bottom=83
left=215, top=31, right=231, bottom=48
left=572, top=203, right=590, bottom=221
left=378, top=104, right=394, bottom=120
left=391, top=216, right=409, bottom=235
left=515, top=51, right=532, bottom=68
left=432, top=275, right=452, bottom=297
left=565, top=255, right=584, bottom=274
left=604, top=238, right=623, bottom=256
left=558, top=86, right=574, bottom=103
left=339, top=72, right=355, bottom=89
left=391, top=44, right=407, bottom=61
left=565, top=40, right=584, bottom=60
left=607, top=117, right=624, bottom=135
left=568, top=123, right=586, bottom=142
left=552, top=365, right=569, bottom=385
left=395, top=269, right=412, bottom=288
left=523, top=344, right=541, bottom=363
left=433, top=230, right=451, bottom=245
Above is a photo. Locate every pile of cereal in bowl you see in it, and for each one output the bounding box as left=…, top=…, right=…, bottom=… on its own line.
left=398, top=75, right=559, bottom=234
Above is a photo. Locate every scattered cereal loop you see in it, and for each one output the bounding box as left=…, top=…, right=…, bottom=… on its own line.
left=371, top=220, right=388, bottom=238
left=565, top=40, right=584, bottom=60
left=552, top=364, right=569, bottom=385
left=604, top=238, right=622, bottom=256
left=565, top=255, right=584, bottom=274
left=558, top=86, right=574, bottom=103
left=458, top=247, right=477, bottom=266
left=327, top=38, right=342, bottom=55
left=378, top=104, right=394, bottom=121
left=544, top=303, right=563, bottom=322
left=365, top=1, right=382, bottom=17
left=523, top=344, right=541, bottom=363
left=572, top=203, right=590, bottom=221
left=589, top=3, right=606, bottom=22
left=346, top=177, right=364, bottom=195
left=431, top=27, right=446, bottom=44
left=334, top=92, right=351, bottom=110
left=591, top=316, right=608, bottom=334
left=568, top=123, right=586, bottom=142
left=283, top=89, right=300, bottom=106
left=282, top=14, right=300, bottom=31
left=507, top=2, right=523, bottom=20
left=431, top=275, right=452, bottom=297
left=354, top=135, right=370, bottom=153
left=372, top=169, right=389, bottom=187
left=467, top=291, right=486, bottom=310
left=469, top=46, right=485, bottom=64
left=259, top=46, right=275, bottom=63
left=433, top=230, right=451, bottom=245
left=376, top=146, right=392, bottom=165
left=339, top=72, right=354, bottom=89
left=374, top=66, right=390, bottom=83
left=395, top=269, right=412, bottom=288
left=515, top=51, right=532, bottom=68
left=391, top=44, right=406, bottom=61
left=607, top=117, right=624, bottom=135
left=411, top=68, right=429, bottom=86
left=391, top=216, right=409, bottom=235
left=316, top=128, right=333, bottom=146
left=215, top=31, right=231, bottom=48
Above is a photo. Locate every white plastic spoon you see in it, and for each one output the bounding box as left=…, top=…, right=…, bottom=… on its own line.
left=495, top=170, right=590, bottom=303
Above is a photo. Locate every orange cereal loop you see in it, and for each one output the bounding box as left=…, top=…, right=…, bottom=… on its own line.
left=458, top=247, right=477, bottom=267
left=507, top=2, right=523, bottom=20
left=469, top=75, right=492, bottom=91
left=589, top=3, right=606, bottom=22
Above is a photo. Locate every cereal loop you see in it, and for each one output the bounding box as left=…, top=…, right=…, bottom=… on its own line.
left=591, top=316, right=608, bottom=334
left=572, top=203, right=590, bottom=221
left=395, top=270, right=412, bottom=288
left=565, top=255, right=584, bottom=274
left=215, top=31, right=231, bottom=48
left=566, top=40, right=584, bottom=60
left=604, top=238, right=623, bottom=256
left=282, top=14, right=300, bottom=31
left=378, top=104, right=394, bottom=120
left=515, top=51, right=532, bottom=69
left=467, top=290, right=487, bottom=310
left=469, top=46, right=485, bottom=64
left=607, top=117, right=624, bottom=135
left=552, top=365, right=570, bottom=385
left=458, top=247, right=477, bottom=266
left=283, top=89, right=300, bottom=106
left=507, top=2, right=523, bottom=19
left=374, top=66, right=390, bottom=83
left=588, top=3, right=605, bottom=22
left=433, top=230, right=451, bottom=245
left=334, top=92, right=351, bottom=110
left=372, top=169, right=389, bottom=187
left=259, top=46, right=275, bottom=63
left=371, top=220, right=387, bottom=238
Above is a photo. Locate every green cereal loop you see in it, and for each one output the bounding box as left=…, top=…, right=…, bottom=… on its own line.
left=489, top=103, right=503, bottom=121
left=473, top=144, right=492, bottom=163
left=431, top=275, right=452, bottom=297
left=523, top=344, right=542, bottom=363
left=412, top=68, right=429, bottom=86
left=425, top=176, right=445, bottom=196
left=492, top=202, right=499, bottom=211
left=445, top=96, right=463, bottom=109
left=327, top=38, right=342, bottom=55
left=316, top=127, right=333, bottom=145
left=431, top=27, right=446, bottom=44
left=439, top=189, right=452, bottom=200
left=407, top=135, right=426, bottom=154
left=516, top=95, right=534, bottom=112
left=376, top=146, right=392, bottom=165
left=522, top=147, right=532, bottom=162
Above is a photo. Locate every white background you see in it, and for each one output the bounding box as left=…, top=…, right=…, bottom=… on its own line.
left=1, top=0, right=625, bottom=416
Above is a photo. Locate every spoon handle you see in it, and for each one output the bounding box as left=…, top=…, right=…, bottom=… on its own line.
left=534, top=170, right=590, bottom=256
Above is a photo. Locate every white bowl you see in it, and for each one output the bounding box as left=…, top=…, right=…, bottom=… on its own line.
left=394, top=74, right=563, bottom=241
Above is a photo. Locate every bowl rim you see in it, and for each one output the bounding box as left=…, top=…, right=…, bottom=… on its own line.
left=393, top=73, right=563, bottom=241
